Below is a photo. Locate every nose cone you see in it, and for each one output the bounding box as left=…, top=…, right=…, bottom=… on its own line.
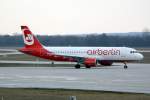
left=138, top=53, right=144, bottom=60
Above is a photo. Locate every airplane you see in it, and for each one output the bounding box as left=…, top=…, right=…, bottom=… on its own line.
left=19, top=26, right=144, bottom=69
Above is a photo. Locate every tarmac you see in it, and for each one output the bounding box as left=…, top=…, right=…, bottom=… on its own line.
left=0, top=63, right=150, bottom=93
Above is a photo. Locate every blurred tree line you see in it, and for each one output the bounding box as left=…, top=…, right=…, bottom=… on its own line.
left=0, top=33, right=150, bottom=47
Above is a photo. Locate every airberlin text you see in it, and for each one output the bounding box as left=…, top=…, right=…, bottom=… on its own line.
left=87, top=49, right=120, bottom=56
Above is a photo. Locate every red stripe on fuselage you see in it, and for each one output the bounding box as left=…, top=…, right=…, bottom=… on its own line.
left=19, top=47, right=75, bottom=62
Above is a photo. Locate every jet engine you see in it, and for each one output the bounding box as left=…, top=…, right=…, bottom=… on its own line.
left=84, top=58, right=97, bottom=68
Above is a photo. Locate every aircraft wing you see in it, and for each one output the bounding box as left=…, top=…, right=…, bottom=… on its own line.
left=54, top=54, right=87, bottom=63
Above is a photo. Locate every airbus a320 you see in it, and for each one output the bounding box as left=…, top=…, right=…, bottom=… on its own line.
left=19, top=26, right=144, bottom=69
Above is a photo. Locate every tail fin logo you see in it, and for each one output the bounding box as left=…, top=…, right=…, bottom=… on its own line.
left=23, top=30, right=34, bottom=45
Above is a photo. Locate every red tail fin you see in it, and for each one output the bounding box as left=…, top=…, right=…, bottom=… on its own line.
left=21, top=26, right=43, bottom=48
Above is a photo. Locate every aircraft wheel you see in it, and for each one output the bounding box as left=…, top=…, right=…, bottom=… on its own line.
left=124, top=62, right=128, bottom=69
left=75, top=64, right=81, bottom=69
left=124, top=65, right=128, bottom=69
left=85, top=65, right=91, bottom=68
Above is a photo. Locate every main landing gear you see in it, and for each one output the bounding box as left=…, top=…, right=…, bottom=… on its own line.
left=75, top=64, right=81, bottom=69
left=85, top=65, right=91, bottom=68
left=75, top=64, right=91, bottom=69
left=124, top=62, right=128, bottom=69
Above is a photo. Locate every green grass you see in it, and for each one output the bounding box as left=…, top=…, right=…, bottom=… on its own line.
left=0, top=88, right=150, bottom=100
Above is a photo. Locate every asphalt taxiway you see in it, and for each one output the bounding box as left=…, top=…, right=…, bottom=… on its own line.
left=0, top=63, right=150, bottom=93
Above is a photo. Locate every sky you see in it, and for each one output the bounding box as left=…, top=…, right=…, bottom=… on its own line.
left=0, top=0, right=150, bottom=35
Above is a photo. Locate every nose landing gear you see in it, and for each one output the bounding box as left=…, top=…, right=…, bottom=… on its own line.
left=124, top=62, right=128, bottom=69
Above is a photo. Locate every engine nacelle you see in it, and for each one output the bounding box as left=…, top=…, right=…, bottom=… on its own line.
left=98, top=60, right=113, bottom=66
left=84, top=58, right=97, bottom=67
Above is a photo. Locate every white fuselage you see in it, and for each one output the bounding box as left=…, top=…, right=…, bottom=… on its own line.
left=44, top=47, right=143, bottom=61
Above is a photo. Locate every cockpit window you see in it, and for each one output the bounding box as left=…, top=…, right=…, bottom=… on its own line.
left=130, top=51, right=139, bottom=53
